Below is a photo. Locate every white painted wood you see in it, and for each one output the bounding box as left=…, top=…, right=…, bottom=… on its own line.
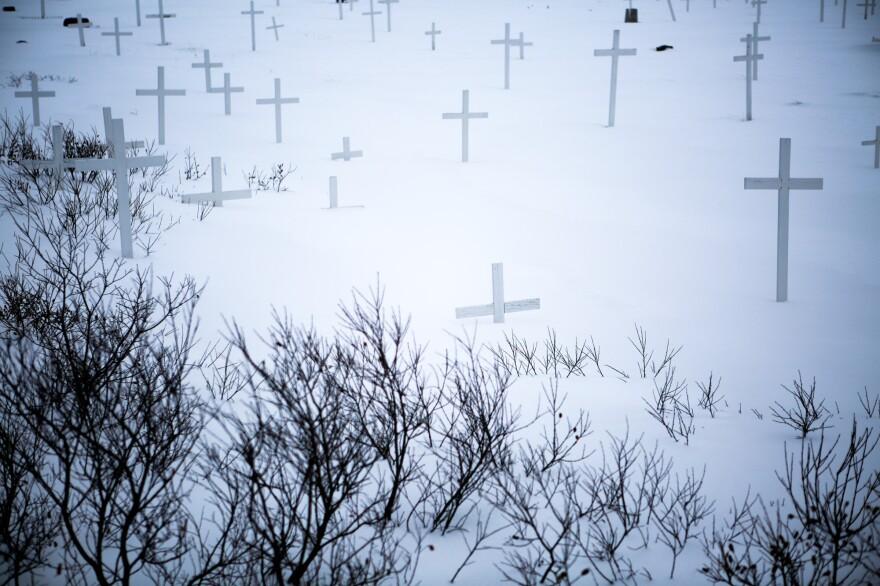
left=102, top=107, right=143, bottom=154
left=594, top=29, right=636, bottom=128
left=135, top=66, right=186, bottom=145
left=145, top=0, right=175, bottom=45
left=425, top=22, right=441, bottom=50
left=255, top=78, right=300, bottom=144
left=192, top=49, right=223, bottom=93
left=209, top=72, right=244, bottom=115
left=181, top=156, right=251, bottom=206
left=331, top=137, right=363, bottom=161
left=102, top=17, right=133, bottom=56
left=861, top=126, right=880, bottom=168
left=512, top=32, right=533, bottom=60
left=68, top=13, right=90, bottom=47
left=363, top=0, right=382, bottom=43
left=666, top=0, right=677, bottom=21
left=20, top=125, right=70, bottom=174
left=329, top=176, right=338, bottom=208
left=378, top=0, right=398, bottom=32
left=740, top=22, right=770, bottom=80
left=733, top=35, right=763, bottom=121
left=442, top=89, right=488, bottom=163
left=490, top=23, right=515, bottom=89
left=455, top=263, right=541, bottom=324
left=242, top=1, right=264, bottom=52
left=267, top=16, right=284, bottom=40
left=14, top=73, right=55, bottom=127
left=752, top=0, right=767, bottom=22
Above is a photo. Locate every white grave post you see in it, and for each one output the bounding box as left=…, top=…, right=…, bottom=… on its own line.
left=242, top=1, right=264, bottom=52
left=733, top=35, right=763, bottom=121
left=256, top=78, right=299, bottom=144
left=490, top=23, right=516, bottom=90
left=40, top=0, right=45, bottom=18
left=267, top=16, right=284, bottom=40
left=442, top=90, right=488, bottom=163
left=19, top=125, right=71, bottom=176
left=363, top=0, right=382, bottom=43
left=752, top=0, right=767, bottom=22
left=820, top=0, right=825, bottom=21
left=455, top=263, right=541, bottom=324
left=512, top=32, right=533, bottom=60
left=339, top=0, right=345, bottom=20
left=135, top=0, right=141, bottom=26
left=192, top=49, right=223, bottom=93
left=378, top=0, right=398, bottom=32
left=349, top=0, right=359, bottom=11
left=68, top=14, right=91, bottom=47
left=593, top=29, right=637, bottom=128
left=425, top=22, right=441, bottom=50
left=135, top=66, right=186, bottom=145
left=331, top=137, right=363, bottom=161
left=72, top=118, right=166, bottom=259
left=182, top=157, right=251, bottom=207
left=145, top=0, right=175, bottom=45
left=666, top=0, right=677, bottom=21
left=102, top=107, right=144, bottom=154
left=744, top=138, right=823, bottom=302
left=209, top=72, right=244, bottom=116
left=14, top=73, right=55, bottom=127
left=842, top=0, right=848, bottom=27
left=862, top=125, right=880, bottom=168
left=102, top=17, right=133, bottom=56
left=682, top=0, right=690, bottom=12
left=740, top=22, right=770, bottom=80
left=327, top=176, right=363, bottom=209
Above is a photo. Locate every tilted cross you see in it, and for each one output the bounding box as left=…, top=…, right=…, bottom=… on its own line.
left=733, top=35, right=763, bottom=121
left=425, top=22, right=441, bottom=50
left=135, top=66, right=186, bottom=145
left=267, top=16, right=284, bottom=41
left=255, top=78, right=299, bottom=143
left=739, top=22, right=770, bottom=80
left=442, top=89, right=488, bottom=163
left=455, top=263, right=541, bottom=324
left=145, top=0, right=176, bottom=45
left=331, top=137, right=363, bottom=161
left=209, top=72, right=244, bottom=116
left=102, top=17, right=133, bottom=56
left=861, top=125, right=880, bottom=168
left=490, top=23, right=516, bottom=90
left=181, top=157, right=251, bottom=207
left=68, top=13, right=90, bottom=47
left=192, top=49, right=223, bottom=92
left=594, top=29, right=637, bottom=128
left=14, top=73, right=55, bottom=126
left=744, top=138, right=823, bottom=302
left=102, top=107, right=144, bottom=155
left=242, top=1, right=264, bottom=52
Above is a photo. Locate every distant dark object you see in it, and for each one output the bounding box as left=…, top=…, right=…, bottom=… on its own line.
left=656, top=44, right=674, bottom=51
left=17, top=39, right=26, bottom=43
left=2, top=6, right=16, bottom=11
left=625, top=8, right=638, bottom=23
left=63, top=16, right=90, bottom=27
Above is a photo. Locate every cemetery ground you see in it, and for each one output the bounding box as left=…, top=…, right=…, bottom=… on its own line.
left=0, top=0, right=879, bottom=584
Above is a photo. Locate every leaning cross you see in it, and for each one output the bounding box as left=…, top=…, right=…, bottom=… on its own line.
left=740, top=22, right=770, bottom=80
left=255, top=78, right=299, bottom=144
left=15, top=73, right=55, bottom=127
left=733, top=35, right=763, bottom=121
left=135, top=66, right=186, bottom=145
left=72, top=118, right=166, bottom=258
left=209, top=72, right=244, bottom=116
left=68, top=13, right=90, bottom=47
left=862, top=125, right=880, bottom=168
left=192, top=49, right=223, bottom=92
left=378, top=0, right=398, bottom=32
left=145, top=0, right=175, bottom=45
left=512, top=32, right=533, bottom=60
left=242, top=1, right=264, bottom=52
left=363, top=0, right=382, bottom=43
left=181, top=156, right=251, bottom=207
left=425, top=22, right=441, bottom=50
left=102, top=17, right=133, bottom=56
left=455, top=263, right=541, bottom=324
left=442, top=89, right=488, bottom=163
left=267, top=16, right=284, bottom=41
left=331, top=137, right=363, bottom=161
left=593, top=29, right=637, bottom=128
left=744, top=138, right=823, bottom=302
left=102, top=107, right=144, bottom=155
left=490, top=23, right=516, bottom=90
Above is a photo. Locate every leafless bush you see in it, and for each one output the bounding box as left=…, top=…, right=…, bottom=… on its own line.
left=653, top=467, right=714, bottom=578
left=858, top=387, right=879, bottom=419
left=488, top=328, right=603, bottom=378
left=181, top=147, right=208, bottom=182
left=769, top=373, right=831, bottom=438
left=698, top=372, right=725, bottom=418
left=244, top=162, right=295, bottom=192
left=628, top=324, right=681, bottom=379
left=643, top=367, right=695, bottom=444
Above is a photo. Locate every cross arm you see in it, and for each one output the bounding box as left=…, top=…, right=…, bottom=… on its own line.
left=455, top=304, right=494, bottom=319
left=182, top=189, right=251, bottom=203
left=72, top=154, right=166, bottom=172
left=504, top=299, right=541, bottom=313
left=744, top=177, right=781, bottom=189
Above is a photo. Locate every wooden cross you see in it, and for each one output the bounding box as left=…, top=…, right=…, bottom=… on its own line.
left=72, top=118, right=166, bottom=258
left=331, top=137, right=363, bottom=161
left=181, top=157, right=251, bottom=207
left=490, top=23, right=516, bottom=90
left=744, top=138, right=823, bottom=302
left=740, top=22, right=770, bottom=80
left=14, top=73, right=55, bottom=126
left=751, top=0, right=767, bottom=22
left=455, top=263, right=540, bottom=324
left=102, top=107, right=144, bottom=155
left=512, top=32, right=533, bottom=60
left=19, top=125, right=72, bottom=176
left=68, top=14, right=90, bottom=47
left=378, top=0, right=398, bottom=32
left=135, top=0, right=141, bottom=26
left=349, top=0, right=359, bottom=11
left=255, top=78, right=299, bottom=143
left=192, top=49, right=223, bottom=92
left=733, top=35, right=763, bottom=121
left=665, top=0, right=677, bottom=21
left=362, top=0, right=382, bottom=43
left=267, top=16, right=284, bottom=41
left=242, top=1, right=264, bottom=51
left=145, top=0, right=176, bottom=45
left=842, top=0, right=849, bottom=28
left=594, top=29, right=637, bottom=128
left=135, top=66, right=186, bottom=145
left=102, top=17, right=133, bottom=56
left=425, top=22, right=441, bottom=50
left=40, top=0, right=45, bottom=18
left=682, top=0, right=691, bottom=12
left=209, top=72, right=244, bottom=116
left=442, top=89, right=488, bottom=163
left=856, top=0, right=874, bottom=18
left=862, top=125, right=880, bottom=168
left=327, top=176, right=364, bottom=209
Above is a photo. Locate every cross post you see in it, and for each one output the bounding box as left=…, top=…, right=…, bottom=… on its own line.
left=425, top=22, right=441, bottom=50
left=255, top=78, right=300, bottom=143
left=842, top=0, right=848, bottom=28
left=363, top=0, right=382, bottom=43
left=192, top=49, right=223, bottom=93
left=594, top=29, right=637, bottom=128
left=733, top=35, right=763, bottom=121
left=744, top=138, right=823, bottom=302
left=752, top=0, right=767, bottom=22
left=442, top=89, right=489, bottom=163
left=15, top=73, right=55, bottom=127
left=455, top=263, right=541, bottom=324
left=145, top=0, right=176, bottom=45
left=68, top=14, right=90, bottom=47
left=135, top=0, right=141, bottom=26
left=102, top=107, right=144, bottom=155
left=490, top=23, right=516, bottom=89
left=267, top=16, right=284, bottom=40
left=666, top=0, right=677, bottom=21
left=181, top=156, right=251, bottom=207
left=862, top=126, right=880, bottom=168
left=102, top=17, right=133, bottom=56
left=242, top=1, right=264, bottom=52
left=512, top=32, right=533, bottom=60
left=378, top=0, right=398, bottom=32
left=856, top=0, right=871, bottom=17
left=135, top=66, right=186, bottom=145
left=209, top=72, right=244, bottom=116
left=740, top=22, right=770, bottom=80
left=331, top=137, right=364, bottom=161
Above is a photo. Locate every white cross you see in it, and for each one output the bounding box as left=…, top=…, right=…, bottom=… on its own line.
left=362, top=0, right=382, bottom=43
left=378, top=0, right=398, bottom=32
left=19, top=125, right=71, bottom=175
left=442, top=89, right=488, bottom=163
left=255, top=78, right=299, bottom=144
left=455, top=263, right=540, bottom=324
left=14, top=73, right=55, bottom=127
left=209, top=72, right=244, bottom=116
left=425, top=22, right=441, bottom=50
left=331, top=137, right=363, bottom=161
left=856, top=0, right=874, bottom=18
left=242, top=1, right=264, bottom=52
left=593, top=29, right=637, bottom=128
left=267, top=16, right=284, bottom=41
left=682, top=0, right=691, bottom=12
left=752, top=0, right=767, bottom=22
left=327, top=176, right=364, bottom=209
left=842, top=0, right=849, bottom=28
left=740, top=22, right=770, bottom=80
left=490, top=23, right=517, bottom=90
left=145, top=0, right=175, bottom=45
left=135, top=0, right=141, bottom=26
left=349, top=0, right=359, bottom=11
left=665, top=0, right=677, bottom=21
left=862, top=125, right=880, bottom=168
left=71, top=118, right=166, bottom=258
left=744, top=138, right=823, bottom=302
left=102, top=17, right=132, bottom=56
left=181, top=157, right=251, bottom=207
left=623, top=0, right=635, bottom=9
left=192, top=49, right=223, bottom=93
left=512, top=32, right=533, bottom=60
left=135, top=66, right=186, bottom=145
left=733, top=35, right=763, bottom=121
left=68, top=13, right=90, bottom=47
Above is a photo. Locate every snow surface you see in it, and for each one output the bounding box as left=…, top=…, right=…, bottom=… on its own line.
left=1, top=0, right=879, bottom=583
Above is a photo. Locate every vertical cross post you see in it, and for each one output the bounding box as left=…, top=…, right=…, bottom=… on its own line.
left=425, top=22, right=441, bottom=50
left=666, top=0, right=677, bottom=21
left=740, top=22, right=770, bottom=80
left=856, top=0, right=870, bottom=17
left=181, top=156, right=251, bottom=206
left=102, top=17, right=133, bottom=56
left=102, top=107, right=144, bottom=155
left=242, top=1, right=264, bottom=52
left=593, top=29, right=637, bottom=128
left=135, top=66, right=187, bottom=145
left=752, top=0, right=767, bottom=22
left=331, top=137, right=364, bottom=161
left=135, top=0, right=141, bottom=25
left=442, top=89, right=489, bottom=163
left=513, top=32, right=533, bottom=60
left=363, top=0, right=381, bottom=43
left=378, top=0, right=398, bottom=32
left=733, top=35, right=763, bottom=121
left=40, top=0, right=45, bottom=18
left=862, top=126, right=880, bottom=168
left=15, top=73, right=55, bottom=127
left=255, top=78, right=300, bottom=144
left=744, top=138, right=824, bottom=302
left=842, top=0, right=848, bottom=27
left=490, top=23, right=515, bottom=90
left=68, top=14, right=90, bottom=47
left=455, top=263, right=541, bottom=323
left=192, top=49, right=223, bottom=93
left=145, top=0, right=176, bottom=45
left=329, top=176, right=338, bottom=208
left=209, top=72, right=244, bottom=115
left=820, top=0, right=825, bottom=22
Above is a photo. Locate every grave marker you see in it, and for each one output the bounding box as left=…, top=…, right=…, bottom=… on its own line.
left=842, top=0, right=848, bottom=27
left=14, top=73, right=55, bottom=127
left=331, top=137, right=363, bottom=161
left=102, top=17, right=133, bottom=56
left=744, top=138, right=823, bottom=302
left=40, top=0, right=45, bottom=18
left=455, top=263, right=540, bottom=324
left=856, top=0, right=872, bottom=17
left=102, top=107, right=144, bottom=154
left=209, top=72, right=244, bottom=115
left=733, top=35, right=763, bottom=121
left=145, top=0, right=175, bottom=45
left=192, top=49, right=223, bottom=93
left=682, top=0, right=690, bottom=12
left=378, top=0, right=398, bottom=32
left=740, top=22, right=770, bottom=80
left=349, top=0, right=358, bottom=10
left=68, top=14, right=90, bottom=47
left=593, top=29, right=637, bottom=127
left=752, top=0, right=767, bottom=22
left=862, top=125, right=880, bottom=168
left=339, top=0, right=345, bottom=19
left=490, top=23, right=517, bottom=90
left=442, top=89, right=488, bottom=163
left=242, top=1, right=264, bottom=52
left=327, top=176, right=363, bottom=209
left=135, top=0, right=141, bottom=25
left=19, top=125, right=71, bottom=175
left=425, top=22, right=441, bottom=50
left=182, top=157, right=251, bottom=206
left=512, top=32, right=533, bottom=60
left=363, top=0, right=381, bottom=43
left=256, top=78, right=299, bottom=143
left=267, top=16, right=284, bottom=42
left=72, top=118, right=166, bottom=258
left=666, top=0, right=677, bottom=21
left=135, top=66, right=186, bottom=145
left=821, top=0, right=825, bottom=21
